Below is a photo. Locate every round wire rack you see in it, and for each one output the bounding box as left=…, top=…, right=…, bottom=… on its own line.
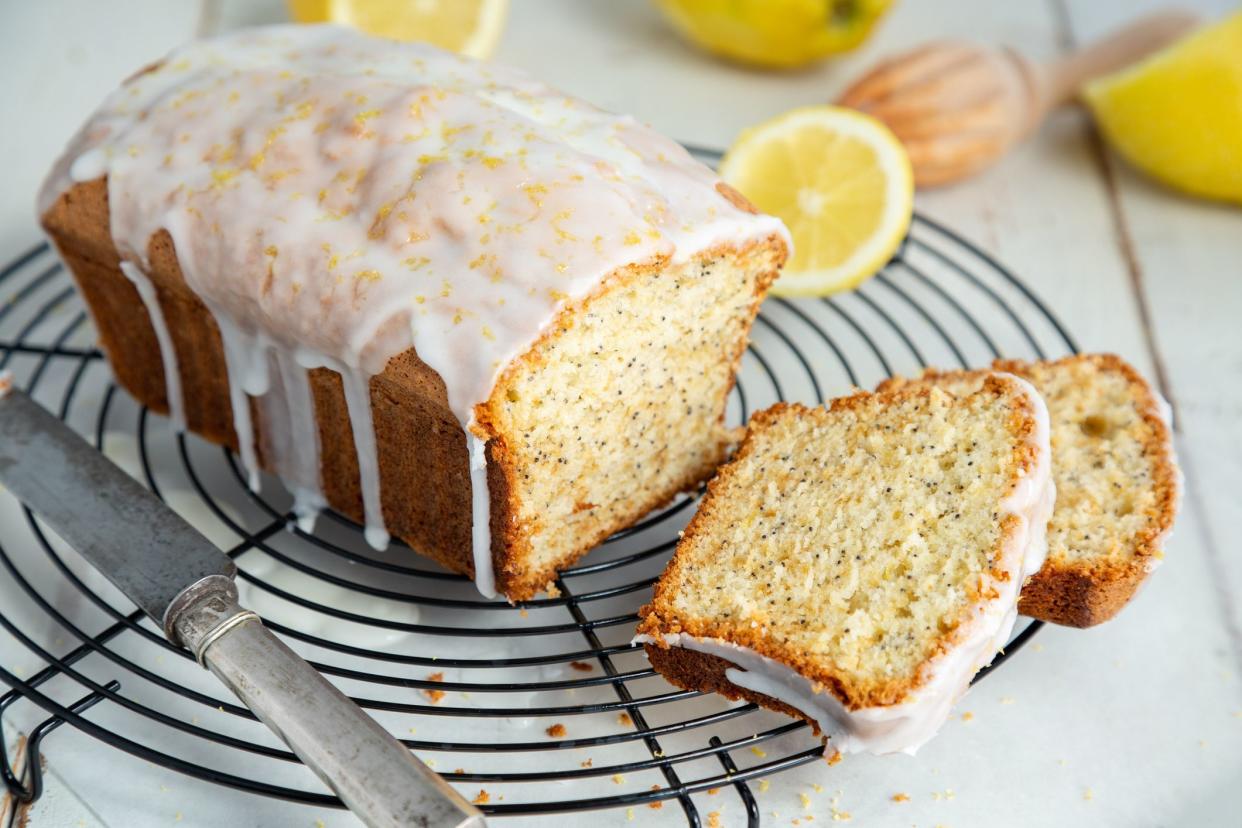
left=0, top=208, right=1077, bottom=826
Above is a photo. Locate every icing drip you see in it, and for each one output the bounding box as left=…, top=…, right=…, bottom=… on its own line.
left=39, top=25, right=788, bottom=595
left=339, top=368, right=388, bottom=551
left=262, top=348, right=327, bottom=532
left=468, top=433, right=495, bottom=599
left=207, top=306, right=267, bottom=493
left=119, top=260, right=185, bottom=431
left=292, top=349, right=388, bottom=548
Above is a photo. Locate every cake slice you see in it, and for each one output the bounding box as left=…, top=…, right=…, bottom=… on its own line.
left=877, top=354, right=1181, bottom=627
left=636, top=375, right=1054, bottom=755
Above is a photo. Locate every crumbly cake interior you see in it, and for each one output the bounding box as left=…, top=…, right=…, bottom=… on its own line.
left=654, top=384, right=1032, bottom=706
left=485, top=243, right=778, bottom=591
left=892, top=356, right=1171, bottom=571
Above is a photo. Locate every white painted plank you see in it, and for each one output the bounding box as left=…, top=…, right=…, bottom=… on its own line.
left=0, top=1, right=200, bottom=257
left=1058, top=0, right=1242, bottom=664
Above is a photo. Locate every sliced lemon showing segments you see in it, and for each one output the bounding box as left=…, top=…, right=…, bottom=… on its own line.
left=289, top=0, right=509, bottom=59
left=720, top=106, right=913, bottom=297
left=1083, top=11, right=1242, bottom=205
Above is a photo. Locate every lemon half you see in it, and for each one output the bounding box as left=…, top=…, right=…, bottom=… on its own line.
left=289, top=0, right=509, bottom=59
left=721, top=106, right=913, bottom=297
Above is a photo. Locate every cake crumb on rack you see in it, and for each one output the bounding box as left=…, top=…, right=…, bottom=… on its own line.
left=892, top=793, right=910, bottom=803
left=707, top=787, right=720, bottom=795
left=707, top=812, right=722, bottom=828
left=569, top=661, right=594, bottom=672
left=546, top=723, right=566, bottom=738
left=750, top=746, right=767, bottom=758
left=612, top=774, right=626, bottom=784
left=800, top=793, right=812, bottom=809
left=626, top=808, right=634, bottom=821
left=472, top=790, right=490, bottom=805
left=826, top=750, right=843, bottom=766
left=580, top=758, right=593, bottom=768
left=961, top=711, right=974, bottom=722
left=758, top=780, right=770, bottom=793
left=1083, top=787, right=1094, bottom=802
left=617, top=713, right=633, bottom=726
left=423, top=672, right=446, bottom=703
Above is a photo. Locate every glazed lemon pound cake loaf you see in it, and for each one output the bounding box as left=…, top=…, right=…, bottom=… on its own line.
left=38, top=25, right=789, bottom=600
left=637, top=376, right=1054, bottom=755
left=879, top=354, right=1181, bottom=627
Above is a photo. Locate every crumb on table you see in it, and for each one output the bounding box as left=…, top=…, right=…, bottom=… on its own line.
left=472, top=790, right=490, bottom=805
left=546, top=723, right=567, bottom=738
left=569, top=660, right=594, bottom=672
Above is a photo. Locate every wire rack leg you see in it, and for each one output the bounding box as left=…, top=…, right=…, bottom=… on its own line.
left=1, top=680, right=121, bottom=804
left=555, top=577, right=701, bottom=827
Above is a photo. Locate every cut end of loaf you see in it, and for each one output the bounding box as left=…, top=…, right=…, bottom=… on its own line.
left=481, top=236, right=787, bottom=601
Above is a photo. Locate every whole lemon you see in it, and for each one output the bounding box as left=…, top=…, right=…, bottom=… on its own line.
left=654, top=0, right=894, bottom=69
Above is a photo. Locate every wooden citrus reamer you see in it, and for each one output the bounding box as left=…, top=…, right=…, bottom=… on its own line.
left=837, top=10, right=1201, bottom=186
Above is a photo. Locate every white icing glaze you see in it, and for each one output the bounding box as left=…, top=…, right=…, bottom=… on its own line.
left=39, top=24, right=787, bottom=595
left=468, top=433, right=495, bottom=598
left=636, top=376, right=1054, bottom=755
left=1144, top=390, right=1182, bottom=573
left=263, top=348, right=327, bottom=532
left=118, top=261, right=185, bottom=431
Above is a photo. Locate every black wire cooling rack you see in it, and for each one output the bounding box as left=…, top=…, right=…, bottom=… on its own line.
left=0, top=200, right=1078, bottom=826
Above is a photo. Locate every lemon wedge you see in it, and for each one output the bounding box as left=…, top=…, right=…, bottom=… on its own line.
left=721, top=106, right=913, bottom=297
left=289, top=0, right=508, bottom=59
left=1084, top=11, right=1242, bottom=204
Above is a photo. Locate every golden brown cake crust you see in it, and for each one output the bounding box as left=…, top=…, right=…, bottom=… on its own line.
left=877, top=353, right=1179, bottom=627
left=42, top=177, right=787, bottom=602
left=644, top=643, right=826, bottom=735
left=638, top=377, right=1042, bottom=710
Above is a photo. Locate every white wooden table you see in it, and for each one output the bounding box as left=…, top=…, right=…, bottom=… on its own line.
left=1, top=1, right=1239, bottom=826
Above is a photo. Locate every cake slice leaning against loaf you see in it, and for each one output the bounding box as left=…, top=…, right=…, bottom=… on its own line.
left=878, top=354, right=1181, bottom=627
left=636, top=375, right=1054, bottom=755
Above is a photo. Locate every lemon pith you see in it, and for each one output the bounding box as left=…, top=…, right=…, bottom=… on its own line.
left=721, top=106, right=913, bottom=297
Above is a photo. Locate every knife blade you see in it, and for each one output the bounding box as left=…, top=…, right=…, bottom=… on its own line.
left=0, top=382, right=484, bottom=828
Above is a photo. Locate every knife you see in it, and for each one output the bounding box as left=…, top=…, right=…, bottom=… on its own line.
left=0, top=383, right=485, bottom=828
